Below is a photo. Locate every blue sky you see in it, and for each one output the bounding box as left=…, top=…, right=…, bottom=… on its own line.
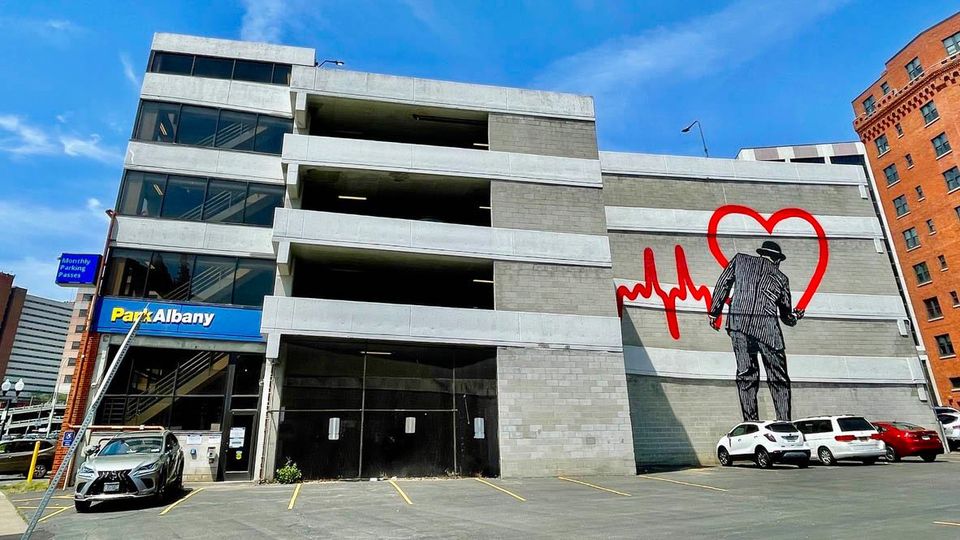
left=0, top=0, right=957, bottom=300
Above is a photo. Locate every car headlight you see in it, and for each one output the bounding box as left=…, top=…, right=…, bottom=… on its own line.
left=78, top=463, right=94, bottom=475
left=133, top=462, right=159, bottom=474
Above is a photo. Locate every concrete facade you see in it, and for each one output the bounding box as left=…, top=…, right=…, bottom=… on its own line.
left=7, top=295, right=72, bottom=395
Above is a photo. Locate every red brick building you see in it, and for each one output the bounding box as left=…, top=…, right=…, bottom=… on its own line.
left=853, top=11, right=960, bottom=405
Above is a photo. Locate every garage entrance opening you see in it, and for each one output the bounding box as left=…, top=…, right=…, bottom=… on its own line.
left=275, top=340, right=499, bottom=479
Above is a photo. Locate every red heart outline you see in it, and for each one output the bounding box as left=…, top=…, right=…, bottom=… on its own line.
left=706, top=205, right=829, bottom=311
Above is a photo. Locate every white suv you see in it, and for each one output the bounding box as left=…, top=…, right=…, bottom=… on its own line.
left=716, top=421, right=810, bottom=469
left=795, top=415, right=885, bottom=465
left=938, top=413, right=960, bottom=449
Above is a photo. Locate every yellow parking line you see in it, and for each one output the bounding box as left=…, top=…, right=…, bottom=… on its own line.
left=474, top=477, right=526, bottom=502
left=16, top=506, right=70, bottom=510
left=11, top=495, right=72, bottom=503
left=388, top=479, right=413, bottom=505
left=287, top=483, right=302, bottom=510
left=558, top=476, right=631, bottom=497
left=159, top=487, right=205, bottom=516
left=38, top=507, right=70, bottom=522
left=637, top=475, right=728, bottom=493
left=935, top=521, right=960, bottom=527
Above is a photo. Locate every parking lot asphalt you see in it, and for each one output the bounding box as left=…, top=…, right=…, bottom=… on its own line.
left=14, top=453, right=960, bottom=539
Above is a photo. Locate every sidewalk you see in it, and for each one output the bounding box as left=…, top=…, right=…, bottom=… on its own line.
left=0, top=491, right=25, bottom=538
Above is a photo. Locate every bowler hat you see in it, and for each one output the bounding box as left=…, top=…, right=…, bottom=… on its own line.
left=756, top=240, right=786, bottom=262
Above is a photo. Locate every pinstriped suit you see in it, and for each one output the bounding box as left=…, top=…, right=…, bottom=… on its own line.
left=709, top=253, right=799, bottom=421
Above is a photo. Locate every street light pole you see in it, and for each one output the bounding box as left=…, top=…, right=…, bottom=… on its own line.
left=681, top=120, right=709, bottom=158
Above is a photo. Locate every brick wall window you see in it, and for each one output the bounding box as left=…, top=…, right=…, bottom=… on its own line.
left=64, top=375, right=73, bottom=384
left=884, top=164, right=900, bottom=185
left=945, top=31, right=960, bottom=56
left=925, top=297, right=943, bottom=320
left=945, top=167, right=960, bottom=191
left=927, top=219, right=937, bottom=234
left=914, top=262, right=932, bottom=284
left=74, top=324, right=85, bottom=333
left=895, top=123, right=903, bottom=136
left=939, top=254, right=949, bottom=270
left=67, top=357, right=76, bottom=366
left=935, top=334, right=955, bottom=357
left=951, top=377, right=960, bottom=391
left=916, top=185, right=925, bottom=200
left=903, top=227, right=920, bottom=249
left=906, top=57, right=924, bottom=80
left=933, top=133, right=951, bottom=157
left=863, top=95, right=876, bottom=115
left=952, top=291, right=960, bottom=307
left=905, top=154, right=914, bottom=167
left=893, top=195, right=909, bottom=216
left=70, top=341, right=80, bottom=350
left=875, top=134, right=890, bottom=155
left=81, top=293, right=93, bottom=302
left=921, top=101, right=939, bottom=124
left=881, top=81, right=891, bottom=95
left=78, top=308, right=88, bottom=317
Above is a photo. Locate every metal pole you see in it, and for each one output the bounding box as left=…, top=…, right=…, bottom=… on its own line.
left=26, top=441, right=40, bottom=483
left=21, top=306, right=148, bottom=540
left=695, top=121, right=709, bottom=158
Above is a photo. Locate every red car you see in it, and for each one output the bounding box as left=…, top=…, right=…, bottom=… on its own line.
left=872, top=421, right=944, bottom=462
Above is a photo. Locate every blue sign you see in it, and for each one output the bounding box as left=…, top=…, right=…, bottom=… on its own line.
left=55, top=253, right=101, bottom=286
left=62, top=430, right=75, bottom=448
left=94, top=298, right=265, bottom=342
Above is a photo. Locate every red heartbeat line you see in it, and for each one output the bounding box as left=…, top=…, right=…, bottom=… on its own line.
left=615, top=245, right=719, bottom=340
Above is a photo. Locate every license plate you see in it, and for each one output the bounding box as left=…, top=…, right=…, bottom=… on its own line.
left=858, top=437, right=869, bottom=442
left=104, top=482, right=120, bottom=493
left=922, top=435, right=930, bottom=440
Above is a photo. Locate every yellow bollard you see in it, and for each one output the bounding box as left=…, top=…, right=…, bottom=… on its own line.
left=26, top=441, right=41, bottom=483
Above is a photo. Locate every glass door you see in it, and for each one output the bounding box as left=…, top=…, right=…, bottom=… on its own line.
left=222, top=412, right=255, bottom=480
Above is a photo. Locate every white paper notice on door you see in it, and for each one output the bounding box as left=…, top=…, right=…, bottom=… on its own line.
left=229, top=427, right=245, bottom=448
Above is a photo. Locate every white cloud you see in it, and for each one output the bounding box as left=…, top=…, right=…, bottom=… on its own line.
left=120, top=53, right=141, bottom=90
left=45, top=19, right=76, bottom=31
left=240, top=0, right=288, bottom=43
left=534, top=0, right=847, bottom=97
left=0, top=114, right=121, bottom=164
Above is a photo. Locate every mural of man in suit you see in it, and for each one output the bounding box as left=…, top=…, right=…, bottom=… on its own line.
left=708, top=241, right=805, bottom=421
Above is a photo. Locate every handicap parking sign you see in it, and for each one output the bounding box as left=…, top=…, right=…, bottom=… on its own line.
left=62, top=430, right=75, bottom=448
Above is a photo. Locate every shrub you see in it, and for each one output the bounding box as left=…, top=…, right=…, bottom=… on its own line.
left=275, top=459, right=302, bottom=484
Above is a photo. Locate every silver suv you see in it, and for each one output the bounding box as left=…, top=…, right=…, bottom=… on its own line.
left=74, top=430, right=184, bottom=512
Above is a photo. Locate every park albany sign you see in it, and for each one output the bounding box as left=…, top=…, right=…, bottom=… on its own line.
left=109, top=306, right=216, bottom=327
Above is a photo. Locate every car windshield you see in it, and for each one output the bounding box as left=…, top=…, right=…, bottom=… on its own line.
left=939, top=414, right=959, bottom=424
left=890, top=422, right=922, bottom=431
left=837, top=417, right=874, bottom=432
left=98, top=437, right=162, bottom=456
left=766, top=422, right=798, bottom=433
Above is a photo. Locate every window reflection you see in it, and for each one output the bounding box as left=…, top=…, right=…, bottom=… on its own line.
left=135, top=102, right=179, bottom=143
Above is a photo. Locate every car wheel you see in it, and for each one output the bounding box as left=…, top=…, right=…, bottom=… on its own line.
left=173, top=464, right=183, bottom=493
left=754, top=447, right=773, bottom=469
left=154, top=472, right=167, bottom=503
left=818, top=447, right=836, bottom=466
left=861, top=457, right=877, bottom=465
left=885, top=445, right=900, bottom=462
left=921, top=453, right=937, bottom=462
left=30, top=463, right=48, bottom=479
left=717, top=447, right=732, bottom=466
left=74, top=500, right=91, bottom=513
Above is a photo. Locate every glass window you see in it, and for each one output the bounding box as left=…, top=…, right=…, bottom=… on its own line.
left=939, top=254, right=948, bottom=270
left=192, top=56, right=234, bottom=79
left=232, top=354, right=263, bottom=395
left=174, top=352, right=229, bottom=396
left=893, top=195, right=908, bottom=217
left=921, top=101, right=939, bottom=124
left=215, top=110, right=257, bottom=151
left=253, top=115, right=291, bottom=154
left=905, top=154, right=913, bottom=167
left=933, top=133, right=952, bottom=157
left=837, top=417, right=874, bottom=432
left=146, top=251, right=195, bottom=301
left=150, top=52, right=193, bottom=75
left=925, top=297, right=943, bottom=320
left=169, top=397, right=224, bottom=431
left=914, top=262, right=931, bottom=284
left=875, top=134, right=889, bottom=155
left=191, top=256, right=237, bottom=304
left=135, top=101, right=179, bottom=143
left=119, top=171, right=166, bottom=217
left=936, top=334, right=955, bottom=357
left=903, top=227, right=920, bottom=249
left=204, top=180, right=247, bottom=223
left=160, top=176, right=206, bottom=220
left=945, top=31, right=960, bottom=56
left=103, top=248, right=152, bottom=297
left=883, top=164, right=899, bottom=185
left=916, top=185, right=925, bottom=199
left=233, top=60, right=273, bottom=83
left=945, top=167, right=960, bottom=191
left=927, top=219, right=937, bottom=234
left=880, top=81, right=890, bottom=95
left=895, top=123, right=903, bottom=136
left=232, top=259, right=275, bottom=307
left=176, top=105, right=219, bottom=147
left=766, top=423, right=798, bottom=433
left=243, top=184, right=284, bottom=226
left=951, top=291, right=960, bottom=307
left=862, top=96, right=875, bottom=115
left=906, top=57, right=923, bottom=80
left=952, top=378, right=960, bottom=391
left=272, top=64, right=292, bottom=85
